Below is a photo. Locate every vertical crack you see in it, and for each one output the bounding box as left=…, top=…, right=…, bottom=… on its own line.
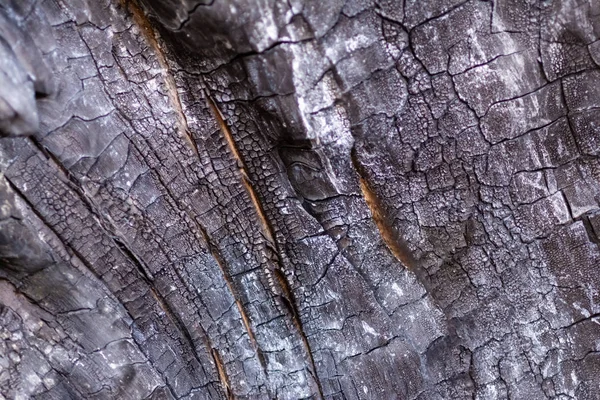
left=196, top=221, right=268, bottom=373
left=119, top=0, right=198, bottom=156
left=204, top=92, right=275, bottom=244
left=211, top=348, right=233, bottom=400
left=205, top=91, right=324, bottom=399
left=350, top=146, right=418, bottom=271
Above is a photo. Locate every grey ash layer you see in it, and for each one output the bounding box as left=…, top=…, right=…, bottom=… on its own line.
left=1, top=0, right=600, bottom=399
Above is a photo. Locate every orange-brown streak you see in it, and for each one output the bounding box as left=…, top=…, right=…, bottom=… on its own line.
left=205, top=93, right=275, bottom=243
left=206, top=92, right=324, bottom=399
left=119, top=0, right=198, bottom=155
left=351, top=151, right=416, bottom=270
left=212, top=348, right=233, bottom=400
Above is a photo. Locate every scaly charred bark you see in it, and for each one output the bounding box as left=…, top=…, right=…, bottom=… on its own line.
left=1, top=0, right=600, bottom=399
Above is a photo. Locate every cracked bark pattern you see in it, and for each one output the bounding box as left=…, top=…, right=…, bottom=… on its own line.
left=1, top=0, right=600, bottom=398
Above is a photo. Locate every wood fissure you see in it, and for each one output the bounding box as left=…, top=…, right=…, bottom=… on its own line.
left=120, top=0, right=198, bottom=156
left=211, top=348, right=234, bottom=400
left=205, top=91, right=324, bottom=399
left=351, top=148, right=417, bottom=271
left=8, top=142, right=222, bottom=395
left=196, top=221, right=267, bottom=372
left=204, top=92, right=276, bottom=244
left=28, top=138, right=161, bottom=286
left=273, top=269, right=324, bottom=399
left=5, top=0, right=599, bottom=397
left=148, top=287, right=208, bottom=366
left=1, top=174, right=189, bottom=396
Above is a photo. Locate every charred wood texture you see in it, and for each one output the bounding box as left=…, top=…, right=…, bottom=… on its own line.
left=1, top=0, right=600, bottom=398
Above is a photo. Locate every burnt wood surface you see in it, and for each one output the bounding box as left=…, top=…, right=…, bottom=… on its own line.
left=1, top=0, right=600, bottom=398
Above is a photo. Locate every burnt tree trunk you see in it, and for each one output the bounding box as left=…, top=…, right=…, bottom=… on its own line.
left=1, top=0, right=600, bottom=399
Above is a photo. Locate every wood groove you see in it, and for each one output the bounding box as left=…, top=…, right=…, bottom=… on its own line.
left=211, top=348, right=234, bottom=400
left=196, top=222, right=267, bottom=372
left=119, top=0, right=198, bottom=156
left=351, top=147, right=417, bottom=270
left=19, top=139, right=221, bottom=395
left=205, top=92, right=276, bottom=244
left=205, top=91, right=324, bottom=400
left=2, top=173, right=184, bottom=398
